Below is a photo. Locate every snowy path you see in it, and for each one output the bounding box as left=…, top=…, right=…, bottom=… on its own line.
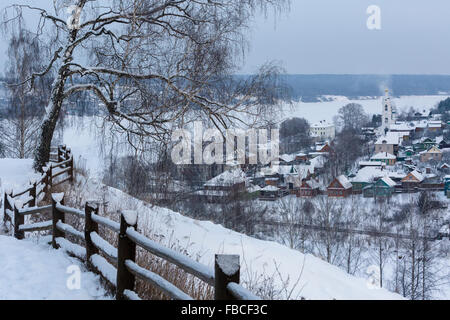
left=0, top=235, right=110, bottom=300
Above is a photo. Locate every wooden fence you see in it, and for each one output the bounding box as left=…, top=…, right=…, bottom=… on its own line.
left=2, top=145, right=260, bottom=300
left=3, top=145, right=74, bottom=239
left=10, top=193, right=260, bottom=300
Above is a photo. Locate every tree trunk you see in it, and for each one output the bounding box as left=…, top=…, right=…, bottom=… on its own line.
left=33, top=14, right=84, bottom=172
left=33, top=90, right=65, bottom=172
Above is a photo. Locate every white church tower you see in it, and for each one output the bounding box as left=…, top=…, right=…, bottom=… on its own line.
left=382, top=89, right=396, bottom=132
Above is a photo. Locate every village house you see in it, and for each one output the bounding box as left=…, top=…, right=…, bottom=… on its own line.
left=259, top=185, right=284, bottom=201
left=363, top=176, right=397, bottom=198
left=327, top=175, right=353, bottom=197
left=401, top=170, right=424, bottom=190
left=414, top=137, right=436, bottom=152
left=298, top=179, right=320, bottom=197
left=371, top=152, right=397, bottom=165
left=428, top=121, right=443, bottom=132
left=375, top=132, right=401, bottom=155
left=295, top=152, right=308, bottom=163
left=359, top=161, right=385, bottom=169
left=440, top=163, right=450, bottom=172
left=197, top=169, right=247, bottom=203
left=419, top=146, right=443, bottom=162
left=310, top=120, right=336, bottom=140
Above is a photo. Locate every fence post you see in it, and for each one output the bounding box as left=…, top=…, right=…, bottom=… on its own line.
left=48, top=164, right=53, bottom=191
left=3, top=192, right=8, bottom=224
left=214, top=254, right=240, bottom=300
left=30, top=181, right=37, bottom=207
left=116, top=211, right=137, bottom=300
left=51, top=193, right=65, bottom=249
left=14, top=203, right=24, bottom=240
left=84, top=202, right=99, bottom=265
left=69, top=153, right=74, bottom=183
left=57, top=144, right=63, bottom=163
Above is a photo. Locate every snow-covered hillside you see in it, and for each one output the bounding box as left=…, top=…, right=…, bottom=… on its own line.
left=0, top=158, right=403, bottom=300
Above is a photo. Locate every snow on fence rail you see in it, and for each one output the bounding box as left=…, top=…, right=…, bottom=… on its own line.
left=3, top=145, right=74, bottom=239
left=7, top=190, right=262, bottom=301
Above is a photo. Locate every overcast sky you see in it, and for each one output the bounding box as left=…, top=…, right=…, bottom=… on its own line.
left=1, top=0, right=450, bottom=75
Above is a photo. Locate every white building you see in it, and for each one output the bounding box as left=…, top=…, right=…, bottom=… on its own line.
left=382, top=89, right=396, bottom=132
left=310, top=120, right=336, bottom=140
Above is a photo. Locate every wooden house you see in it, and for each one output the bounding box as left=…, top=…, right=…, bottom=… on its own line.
left=298, top=179, right=320, bottom=197
left=327, top=175, right=353, bottom=197
left=401, top=170, right=424, bottom=190
left=371, top=152, right=397, bottom=166
left=363, top=176, right=396, bottom=198
left=420, top=146, right=443, bottom=163
left=259, top=185, right=283, bottom=201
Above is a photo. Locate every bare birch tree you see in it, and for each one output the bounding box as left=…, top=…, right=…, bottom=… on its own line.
left=3, top=0, right=290, bottom=171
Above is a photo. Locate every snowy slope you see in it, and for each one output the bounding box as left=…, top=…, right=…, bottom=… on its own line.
left=0, top=157, right=403, bottom=299
left=0, top=235, right=109, bottom=300
left=76, top=179, right=403, bottom=300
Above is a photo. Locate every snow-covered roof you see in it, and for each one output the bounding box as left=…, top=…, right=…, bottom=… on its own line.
left=304, top=179, right=320, bottom=189
left=279, top=154, right=295, bottom=163
left=375, top=132, right=402, bottom=145
left=337, top=175, right=352, bottom=189
left=311, top=120, right=334, bottom=128
left=204, top=169, right=246, bottom=187
left=262, top=185, right=280, bottom=192
left=389, top=123, right=413, bottom=132
left=408, top=170, right=424, bottom=182
left=380, top=176, right=397, bottom=187
left=352, top=167, right=406, bottom=183
left=420, top=146, right=442, bottom=154
left=359, top=161, right=383, bottom=167
left=371, top=152, right=397, bottom=160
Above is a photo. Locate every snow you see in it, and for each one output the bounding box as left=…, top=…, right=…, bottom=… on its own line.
left=371, top=152, right=397, bottom=160
left=409, top=170, right=425, bottom=182
left=122, top=210, right=138, bottom=226
left=90, top=232, right=117, bottom=260
left=352, top=166, right=406, bottom=183
left=262, top=185, right=280, bottom=192
left=216, top=254, right=240, bottom=276
left=0, top=159, right=39, bottom=197
left=125, top=260, right=193, bottom=300
left=90, top=254, right=117, bottom=285
left=64, top=177, right=404, bottom=300
left=281, top=95, right=449, bottom=124
left=337, top=175, right=353, bottom=189
left=204, top=169, right=246, bottom=187
left=380, top=176, right=397, bottom=188
left=0, top=236, right=109, bottom=300
left=376, top=132, right=402, bottom=145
